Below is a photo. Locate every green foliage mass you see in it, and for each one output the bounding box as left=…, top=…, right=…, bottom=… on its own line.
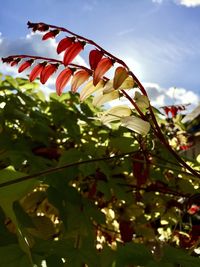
left=0, top=75, right=199, bottom=267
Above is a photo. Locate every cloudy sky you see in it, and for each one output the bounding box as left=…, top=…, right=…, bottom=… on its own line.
left=0, top=0, right=200, bottom=110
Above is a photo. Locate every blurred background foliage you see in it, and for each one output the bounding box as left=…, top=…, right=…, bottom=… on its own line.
left=0, top=74, right=200, bottom=267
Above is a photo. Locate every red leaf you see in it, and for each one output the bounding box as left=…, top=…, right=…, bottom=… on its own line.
left=71, top=70, right=90, bottom=93
left=132, top=152, right=149, bottom=187
left=119, top=220, right=134, bottom=243
left=40, top=63, right=58, bottom=84
left=93, top=58, right=113, bottom=86
left=113, top=66, right=129, bottom=89
left=18, top=60, right=34, bottom=73
left=57, top=37, right=75, bottom=54
left=29, top=63, right=46, bottom=82
left=42, top=30, right=59, bottom=40
left=56, top=68, right=72, bottom=96
left=170, top=106, right=178, bottom=117
left=89, top=49, right=103, bottom=70
left=63, top=41, right=84, bottom=66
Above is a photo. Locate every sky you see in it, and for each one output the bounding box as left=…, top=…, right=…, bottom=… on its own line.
left=0, top=0, right=200, bottom=110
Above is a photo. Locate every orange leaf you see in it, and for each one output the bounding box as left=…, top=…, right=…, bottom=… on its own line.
left=89, top=49, right=103, bottom=70
left=18, top=60, right=33, bottom=73
left=93, top=58, right=113, bottom=86
left=57, top=37, right=75, bottom=54
left=71, top=70, right=90, bottom=93
left=113, top=66, right=129, bottom=89
left=56, top=68, right=72, bottom=96
left=42, top=30, right=59, bottom=40
left=63, top=41, right=84, bottom=66
left=29, top=63, right=46, bottom=82
left=40, top=64, right=58, bottom=84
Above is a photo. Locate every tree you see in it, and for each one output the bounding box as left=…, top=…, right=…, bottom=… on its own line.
left=0, top=22, right=200, bottom=267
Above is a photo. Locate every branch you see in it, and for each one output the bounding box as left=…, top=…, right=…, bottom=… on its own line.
left=0, top=151, right=198, bottom=189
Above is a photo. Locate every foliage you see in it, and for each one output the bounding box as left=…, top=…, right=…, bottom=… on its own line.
left=1, top=21, right=200, bottom=267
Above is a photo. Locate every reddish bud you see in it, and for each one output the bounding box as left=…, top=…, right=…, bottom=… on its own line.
left=29, top=63, right=46, bottom=82
left=57, top=37, right=75, bottom=54
left=37, top=23, right=49, bottom=32
left=2, top=57, right=14, bottom=64
left=89, top=49, right=103, bottom=70
left=40, top=63, right=58, bottom=84
left=187, top=204, right=200, bottom=215
left=56, top=68, right=72, bottom=96
left=63, top=41, right=85, bottom=66
left=42, top=30, right=60, bottom=40
left=18, top=59, right=34, bottom=73
left=10, top=58, right=21, bottom=66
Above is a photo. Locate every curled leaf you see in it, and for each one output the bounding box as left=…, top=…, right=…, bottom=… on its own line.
left=56, top=68, right=72, bottom=96
left=63, top=41, right=85, bottom=66
left=92, top=90, right=119, bottom=107
left=89, top=49, right=103, bottom=70
left=134, top=91, right=149, bottom=109
left=113, top=66, right=129, bottom=89
left=93, top=58, right=113, bottom=86
left=57, top=37, right=75, bottom=54
left=42, top=30, right=60, bottom=40
left=29, top=63, right=46, bottom=82
left=71, top=70, right=90, bottom=93
left=80, top=80, right=105, bottom=102
left=18, top=60, right=34, bottom=73
left=121, top=116, right=150, bottom=135
left=40, top=63, right=58, bottom=84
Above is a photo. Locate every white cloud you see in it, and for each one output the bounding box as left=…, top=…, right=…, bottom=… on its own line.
left=109, top=82, right=199, bottom=113
left=144, top=82, right=199, bottom=110
left=0, top=32, right=87, bottom=89
left=152, top=0, right=163, bottom=3
left=175, top=0, right=200, bottom=7
left=152, top=0, right=200, bottom=7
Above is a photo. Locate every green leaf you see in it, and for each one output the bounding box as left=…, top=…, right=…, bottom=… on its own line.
left=0, top=166, right=38, bottom=203
left=0, top=244, right=32, bottom=267
left=163, top=245, right=200, bottom=267
left=46, top=254, right=64, bottom=267
left=115, top=242, right=153, bottom=267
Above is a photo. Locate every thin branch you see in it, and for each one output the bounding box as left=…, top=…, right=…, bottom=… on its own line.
left=0, top=150, right=198, bottom=189
left=8, top=54, right=91, bottom=73
left=31, top=21, right=130, bottom=71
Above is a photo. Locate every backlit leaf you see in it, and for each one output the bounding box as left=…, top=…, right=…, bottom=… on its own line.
left=18, top=60, right=33, bottom=73
left=89, top=49, right=103, bottom=70
left=93, top=58, right=113, bottom=86
left=134, top=91, right=149, bottom=109
left=29, top=63, right=46, bottom=82
left=92, top=90, right=119, bottom=107
left=56, top=68, right=72, bottom=96
left=63, top=41, right=84, bottom=66
left=121, top=116, right=150, bottom=135
left=42, top=30, right=59, bottom=40
left=71, top=70, right=90, bottom=93
left=40, top=63, right=58, bottom=84
left=80, top=79, right=105, bottom=102
left=113, top=66, right=129, bottom=89
left=57, top=37, right=75, bottom=54
left=99, top=105, right=132, bottom=124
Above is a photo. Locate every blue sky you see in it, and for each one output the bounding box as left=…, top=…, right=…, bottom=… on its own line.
left=0, top=0, right=200, bottom=108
